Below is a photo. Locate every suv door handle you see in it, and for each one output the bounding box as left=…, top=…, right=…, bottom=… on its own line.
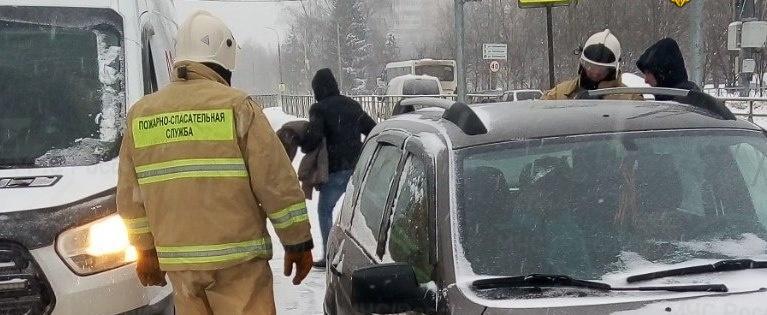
left=330, top=240, right=345, bottom=277
left=330, top=260, right=343, bottom=277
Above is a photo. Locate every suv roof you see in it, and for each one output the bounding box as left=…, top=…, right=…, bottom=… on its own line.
left=385, top=100, right=761, bottom=149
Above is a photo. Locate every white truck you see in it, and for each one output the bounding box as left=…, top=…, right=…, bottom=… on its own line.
left=0, top=0, right=177, bottom=313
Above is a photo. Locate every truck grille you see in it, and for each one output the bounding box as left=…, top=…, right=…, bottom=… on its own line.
left=0, top=242, right=54, bottom=315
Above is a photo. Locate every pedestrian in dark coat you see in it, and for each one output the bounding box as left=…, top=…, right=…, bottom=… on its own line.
left=302, top=68, right=376, bottom=267
left=637, top=38, right=701, bottom=100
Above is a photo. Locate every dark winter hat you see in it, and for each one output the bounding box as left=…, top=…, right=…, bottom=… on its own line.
left=583, top=44, right=617, bottom=65
left=312, top=68, right=341, bottom=102
left=636, top=38, right=689, bottom=88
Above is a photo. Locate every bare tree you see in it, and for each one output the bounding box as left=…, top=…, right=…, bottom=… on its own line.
left=279, top=0, right=739, bottom=93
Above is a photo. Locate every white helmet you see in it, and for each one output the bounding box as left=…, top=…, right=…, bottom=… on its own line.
left=175, top=10, right=237, bottom=71
left=580, top=29, right=621, bottom=70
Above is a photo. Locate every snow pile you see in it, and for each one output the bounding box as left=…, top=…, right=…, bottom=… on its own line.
left=263, top=107, right=306, bottom=127
left=621, top=73, right=655, bottom=99
left=621, top=73, right=650, bottom=88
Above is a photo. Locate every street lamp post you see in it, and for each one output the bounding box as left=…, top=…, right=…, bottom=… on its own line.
left=265, top=26, right=284, bottom=106
left=454, top=0, right=482, bottom=103
left=454, top=0, right=467, bottom=102
left=264, top=27, right=283, bottom=88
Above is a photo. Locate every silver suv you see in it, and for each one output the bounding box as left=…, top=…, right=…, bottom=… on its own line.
left=323, top=88, right=767, bottom=314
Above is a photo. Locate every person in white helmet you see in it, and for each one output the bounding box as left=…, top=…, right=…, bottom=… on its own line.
left=117, top=10, right=314, bottom=314
left=543, top=29, right=642, bottom=100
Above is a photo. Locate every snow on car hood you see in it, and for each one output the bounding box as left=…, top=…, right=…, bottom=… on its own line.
left=0, top=160, right=117, bottom=213
left=459, top=269, right=767, bottom=310
left=610, top=291, right=767, bottom=314
left=456, top=235, right=767, bottom=310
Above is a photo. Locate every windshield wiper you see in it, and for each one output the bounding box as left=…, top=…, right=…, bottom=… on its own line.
left=473, top=274, right=727, bottom=293
left=627, top=259, right=767, bottom=283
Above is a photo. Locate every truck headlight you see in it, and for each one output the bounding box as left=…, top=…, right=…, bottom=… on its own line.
left=56, top=214, right=138, bottom=275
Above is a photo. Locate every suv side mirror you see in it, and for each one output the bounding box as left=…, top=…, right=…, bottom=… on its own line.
left=352, top=263, right=435, bottom=314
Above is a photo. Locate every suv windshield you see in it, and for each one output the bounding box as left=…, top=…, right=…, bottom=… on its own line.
left=458, top=130, right=767, bottom=280
left=0, top=7, right=125, bottom=168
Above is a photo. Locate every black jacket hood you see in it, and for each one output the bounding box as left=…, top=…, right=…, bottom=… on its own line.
left=312, top=68, right=341, bottom=102
left=636, top=38, right=690, bottom=88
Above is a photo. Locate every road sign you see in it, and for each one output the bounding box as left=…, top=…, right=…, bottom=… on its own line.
left=490, top=61, right=500, bottom=73
left=518, top=0, right=572, bottom=8
left=483, top=44, right=507, bottom=60
left=743, top=59, right=756, bottom=73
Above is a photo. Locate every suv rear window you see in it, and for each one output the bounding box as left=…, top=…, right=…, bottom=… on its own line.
left=457, top=130, right=767, bottom=280
left=403, top=80, right=440, bottom=95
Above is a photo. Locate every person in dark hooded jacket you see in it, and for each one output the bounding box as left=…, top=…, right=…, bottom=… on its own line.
left=636, top=38, right=700, bottom=100
left=303, top=68, right=376, bottom=267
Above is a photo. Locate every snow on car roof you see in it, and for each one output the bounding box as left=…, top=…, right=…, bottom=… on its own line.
left=383, top=100, right=759, bottom=149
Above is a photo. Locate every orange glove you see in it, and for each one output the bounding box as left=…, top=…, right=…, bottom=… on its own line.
left=136, top=249, right=167, bottom=287
left=284, top=250, right=313, bottom=285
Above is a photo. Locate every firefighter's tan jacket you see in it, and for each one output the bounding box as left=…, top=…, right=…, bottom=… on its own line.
left=117, top=61, right=312, bottom=271
left=542, top=77, right=643, bottom=100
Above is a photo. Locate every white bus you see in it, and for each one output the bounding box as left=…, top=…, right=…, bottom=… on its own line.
left=385, top=59, right=457, bottom=94
left=0, top=1, right=177, bottom=313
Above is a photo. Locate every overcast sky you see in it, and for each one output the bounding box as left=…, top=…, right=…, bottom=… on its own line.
left=175, top=0, right=296, bottom=50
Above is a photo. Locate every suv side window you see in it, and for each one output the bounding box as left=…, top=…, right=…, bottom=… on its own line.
left=350, top=144, right=402, bottom=252
left=338, top=139, right=378, bottom=229
left=382, top=155, right=432, bottom=283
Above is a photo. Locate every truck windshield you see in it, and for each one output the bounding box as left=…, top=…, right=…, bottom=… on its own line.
left=457, top=130, right=767, bottom=280
left=0, top=6, right=125, bottom=168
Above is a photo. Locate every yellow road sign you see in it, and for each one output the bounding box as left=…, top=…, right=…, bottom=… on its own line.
left=671, top=0, right=691, bottom=7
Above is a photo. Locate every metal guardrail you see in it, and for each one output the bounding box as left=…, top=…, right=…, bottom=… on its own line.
left=252, top=94, right=457, bottom=122
left=720, top=97, right=767, bottom=123
left=250, top=94, right=281, bottom=108
left=251, top=94, right=767, bottom=126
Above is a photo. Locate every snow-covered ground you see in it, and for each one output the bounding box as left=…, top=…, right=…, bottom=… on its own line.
left=263, top=107, right=329, bottom=315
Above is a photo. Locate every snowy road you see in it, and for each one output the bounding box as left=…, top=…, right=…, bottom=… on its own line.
left=263, top=107, right=329, bottom=315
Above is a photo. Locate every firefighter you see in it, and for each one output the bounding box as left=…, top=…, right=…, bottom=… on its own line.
left=117, top=11, right=313, bottom=315
left=543, top=29, right=642, bottom=100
